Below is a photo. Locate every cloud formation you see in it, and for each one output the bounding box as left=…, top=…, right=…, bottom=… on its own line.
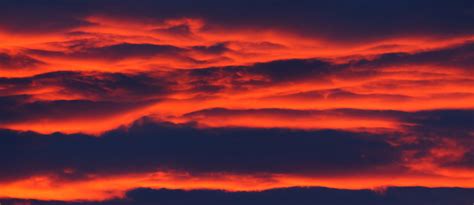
left=3, top=187, right=474, bottom=205
left=0, top=0, right=473, bottom=202
left=0, top=118, right=400, bottom=182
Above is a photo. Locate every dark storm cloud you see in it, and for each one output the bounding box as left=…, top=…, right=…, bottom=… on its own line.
left=0, top=117, right=400, bottom=182
left=1, top=0, right=472, bottom=42
left=3, top=187, right=474, bottom=205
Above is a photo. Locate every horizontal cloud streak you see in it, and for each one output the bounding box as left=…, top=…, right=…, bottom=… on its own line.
left=2, top=186, right=474, bottom=205
left=1, top=0, right=473, bottom=43
left=0, top=118, right=400, bottom=182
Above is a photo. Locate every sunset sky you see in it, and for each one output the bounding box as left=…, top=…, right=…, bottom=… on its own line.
left=1, top=0, right=474, bottom=204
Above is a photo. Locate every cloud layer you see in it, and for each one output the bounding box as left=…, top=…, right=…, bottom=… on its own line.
left=3, top=187, right=474, bottom=205
left=0, top=0, right=473, bottom=203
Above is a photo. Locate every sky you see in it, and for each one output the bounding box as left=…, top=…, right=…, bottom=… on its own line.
left=0, top=0, right=474, bottom=204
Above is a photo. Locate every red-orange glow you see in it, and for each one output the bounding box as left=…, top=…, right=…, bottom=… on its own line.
left=2, top=170, right=474, bottom=201
left=1, top=16, right=473, bottom=77
left=1, top=103, right=158, bottom=135
left=1, top=11, right=474, bottom=203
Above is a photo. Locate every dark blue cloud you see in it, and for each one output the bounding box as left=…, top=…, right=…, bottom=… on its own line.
left=1, top=0, right=472, bottom=43
left=1, top=108, right=471, bottom=182
left=0, top=117, right=400, bottom=182
left=2, top=186, right=474, bottom=205
left=403, top=109, right=474, bottom=138
left=0, top=0, right=91, bottom=33
left=97, top=0, right=473, bottom=42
